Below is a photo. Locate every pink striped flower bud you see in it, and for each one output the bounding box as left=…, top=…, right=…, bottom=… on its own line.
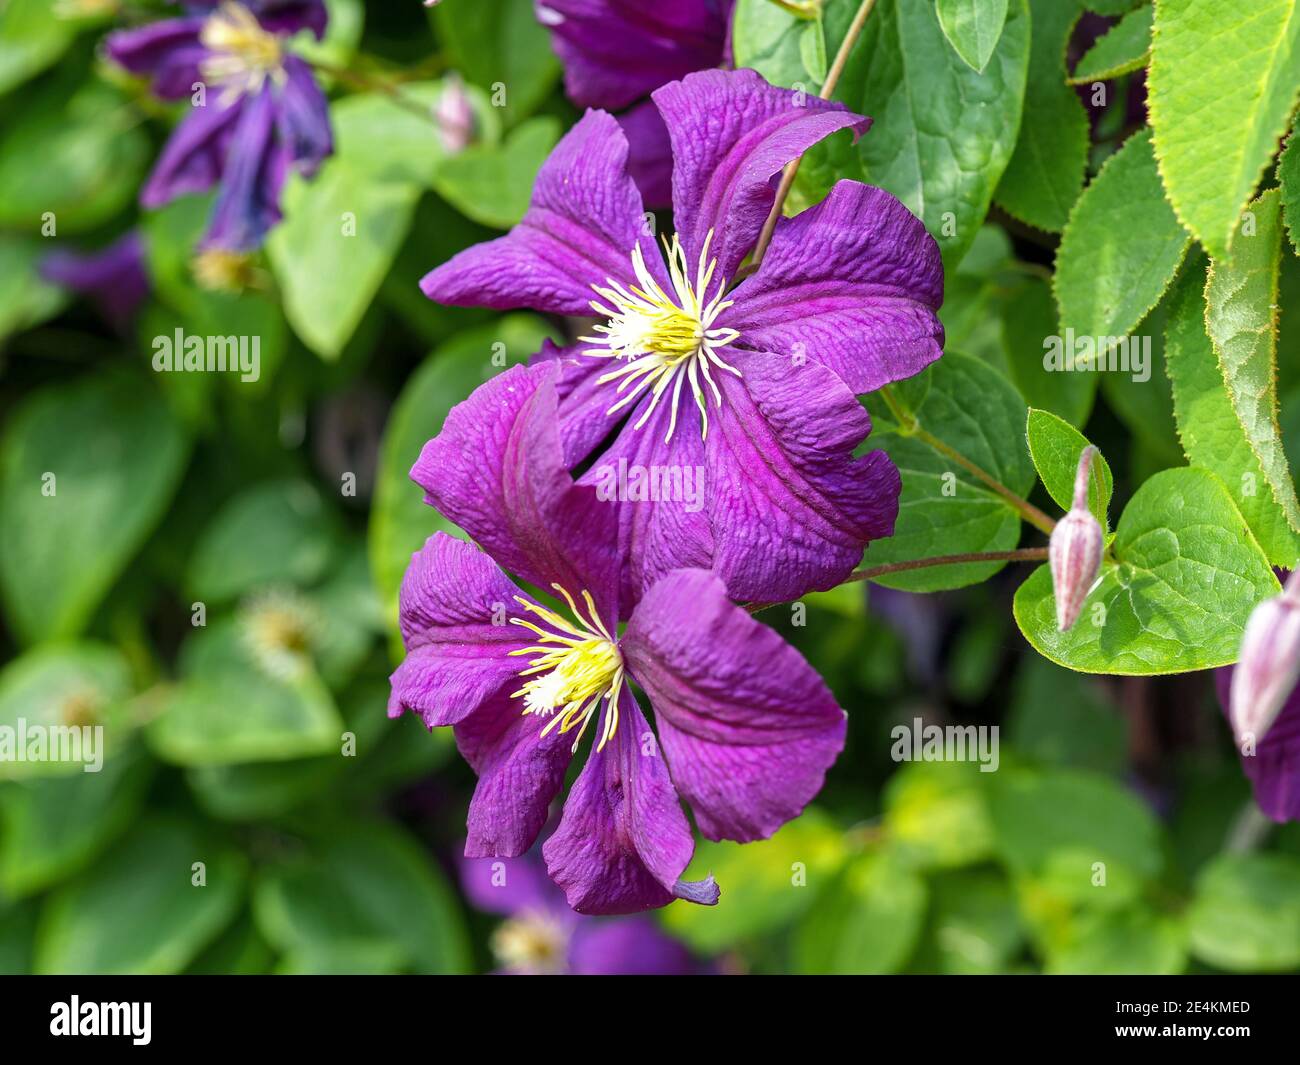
left=1230, top=569, right=1300, bottom=746
left=436, top=72, right=475, bottom=154
left=1049, top=446, right=1103, bottom=632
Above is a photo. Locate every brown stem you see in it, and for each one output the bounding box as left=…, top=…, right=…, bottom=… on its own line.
left=750, top=0, right=878, bottom=267
left=848, top=548, right=1049, bottom=584
left=309, top=58, right=447, bottom=128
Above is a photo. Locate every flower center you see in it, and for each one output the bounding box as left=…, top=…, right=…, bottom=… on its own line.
left=491, top=911, right=569, bottom=973
left=509, top=585, right=623, bottom=752
left=582, top=230, right=741, bottom=442
left=200, top=1, right=284, bottom=99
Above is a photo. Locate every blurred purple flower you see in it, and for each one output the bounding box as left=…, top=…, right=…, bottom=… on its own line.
left=422, top=69, right=943, bottom=612
left=461, top=852, right=706, bottom=974
left=389, top=362, right=848, bottom=914
left=41, top=230, right=150, bottom=331
left=535, top=0, right=734, bottom=207
left=105, top=0, right=332, bottom=250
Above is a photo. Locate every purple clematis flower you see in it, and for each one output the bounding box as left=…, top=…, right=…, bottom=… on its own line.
left=41, top=230, right=150, bottom=332
left=421, top=68, right=944, bottom=613
left=535, top=0, right=734, bottom=207
left=105, top=0, right=332, bottom=250
left=390, top=361, right=849, bottom=914
left=461, top=851, right=708, bottom=974
left=1216, top=664, right=1300, bottom=822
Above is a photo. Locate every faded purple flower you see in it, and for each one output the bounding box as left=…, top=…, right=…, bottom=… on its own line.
left=40, top=230, right=149, bottom=331
left=461, top=851, right=707, bottom=974
left=390, top=362, right=848, bottom=914
left=105, top=0, right=332, bottom=250
left=535, top=0, right=734, bottom=207
left=422, top=68, right=943, bottom=613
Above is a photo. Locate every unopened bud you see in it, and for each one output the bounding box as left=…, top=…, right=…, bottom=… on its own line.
left=1049, top=446, right=1104, bottom=631
left=1230, top=570, right=1300, bottom=746
left=436, top=73, right=475, bottom=154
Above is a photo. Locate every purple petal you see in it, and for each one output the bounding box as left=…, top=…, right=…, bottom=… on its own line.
left=458, top=851, right=566, bottom=917
left=623, top=568, right=847, bottom=842
left=538, top=0, right=731, bottom=110
left=182, top=0, right=329, bottom=38
left=568, top=916, right=702, bottom=974
left=40, top=231, right=150, bottom=331
left=705, top=353, right=900, bottom=605
left=274, top=55, right=332, bottom=177
left=140, top=93, right=244, bottom=208
left=1217, top=667, right=1300, bottom=822
left=618, top=99, right=674, bottom=211
left=543, top=689, right=718, bottom=914
left=421, top=110, right=660, bottom=317
left=723, top=180, right=945, bottom=394
left=652, top=68, right=870, bottom=280
left=104, top=16, right=209, bottom=100
left=202, top=85, right=289, bottom=251
left=411, top=362, right=622, bottom=625
left=387, top=533, right=533, bottom=730
left=531, top=339, right=623, bottom=469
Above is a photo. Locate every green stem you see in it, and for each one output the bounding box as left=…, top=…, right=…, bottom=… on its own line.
left=308, top=58, right=446, bottom=128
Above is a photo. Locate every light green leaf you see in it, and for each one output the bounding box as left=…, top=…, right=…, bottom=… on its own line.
left=431, top=117, right=560, bottom=229
left=794, top=849, right=927, bottom=974
left=1148, top=0, right=1300, bottom=262
left=883, top=760, right=995, bottom=870
left=1187, top=852, right=1300, bottom=972
left=1055, top=128, right=1190, bottom=353
left=0, top=0, right=76, bottom=95
left=369, top=317, right=556, bottom=640
left=1166, top=257, right=1300, bottom=567
left=994, top=0, right=1088, bottom=232
left=0, top=234, right=66, bottom=340
left=36, top=816, right=245, bottom=974
left=1045, top=906, right=1187, bottom=974
left=912, top=870, right=1025, bottom=974
left=863, top=353, right=1034, bottom=591
left=1014, top=467, right=1281, bottom=673
left=0, top=372, right=189, bottom=644
left=799, top=16, right=829, bottom=81
left=1069, top=3, right=1153, bottom=83
left=1203, top=189, right=1300, bottom=556
left=1026, top=408, right=1114, bottom=529
left=936, top=0, right=1010, bottom=72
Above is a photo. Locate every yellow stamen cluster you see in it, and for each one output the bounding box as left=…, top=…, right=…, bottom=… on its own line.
left=239, top=589, right=319, bottom=680
left=582, top=229, right=741, bottom=442
left=192, top=248, right=262, bottom=294
left=509, top=585, right=624, bottom=753
left=491, top=911, right=568, bottom=973
left=200, top=1, right=285, bottom=100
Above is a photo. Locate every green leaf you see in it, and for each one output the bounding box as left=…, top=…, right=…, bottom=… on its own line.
left=1203, top=189, right=1300, bottom=558
left=1166, top=256, right=1300, bottom=567
left=147, top=619, right=343, bottom=767
left=369, top=317, right=556, bottom=639
left=0, top=643, right=134, bottom=782
left=883, top=760, right=995, bottom=870
left=0, top=747, right=151, bottom=897
left=36, top=816, right=245, bottom=974
left=1000, top=274, right=1098, bottom=425
left=794, top=849, right=928, bottom=974
left=912, top=870, right=1025, bottom=974
left=1026, top=408, right=1114, bottom=529
left=1068, top=3, right=1153, bottom=84
left=799, top=16, right=829, bottom=82
left=252, top=819, right=470, bottom=974
left=994, top=0, right=1088, bottom=232
left=1148, top=0, right=1300, bottom=262
left=1279, top=119, right=1300, bottom=256
left=1045, top=906, right=1187, bottom=974
left=0, top=234, right=66, bottom=340
left=0, top=0, right=76, bottom=95
left=431, top=0, right=560, bottom=126
left=431, top=117, right=560, bottom=229
left=1007, top=656, right=1126, bottom=773
left=0, top=372, right=189, bottom=643
left=1054, top=128, right=1190, bottom=353
left=936, top=0, right=1010, bottom=72
left=186, top=479, right=337, bottom=605
left=1187, top=852, right=1300, bottom=972
left=1014, top=467, right=1281, bottom=673
left=661, top=809, right=847, bottom=953
left=863, top=353, right=1034, bottom=591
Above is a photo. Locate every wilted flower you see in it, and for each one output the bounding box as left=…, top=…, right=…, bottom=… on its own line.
left=422, top=68, right=943, bottom=612
left=1049, top=446, right=1104, bottom=631
left=1229, top=569, right=1300, bottom=746
left=40, top=230, right=149, bottom=331
left=534, top=0, right=734, bottom=206
left=390, top=363, right=849, bottom=914
left=105, top=0, right=332, bottom=250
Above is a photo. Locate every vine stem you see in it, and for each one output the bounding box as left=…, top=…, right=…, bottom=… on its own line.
left=847, top=547, right=1048, bottom=584
left=308, top=58, right=448, bottom=128
left=877, top=385, right=1058, bottom=536
left=751, top=0, right=878, bottom=267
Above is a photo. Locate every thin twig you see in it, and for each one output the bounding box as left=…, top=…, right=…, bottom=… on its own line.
left=847, top=548, right=1049, bottom=584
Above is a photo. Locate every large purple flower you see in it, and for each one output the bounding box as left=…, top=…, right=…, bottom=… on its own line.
left=535, top=1, right=734, bottom=205
left=1216, top=668, right=1300, bottom=822
left=460, top=851, right=708, bottom=974
left=422, top=68, right=944, bottom=613
left=106, top=0, right=332, bottom=250
left=390, top=362, right=848, bottom=914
